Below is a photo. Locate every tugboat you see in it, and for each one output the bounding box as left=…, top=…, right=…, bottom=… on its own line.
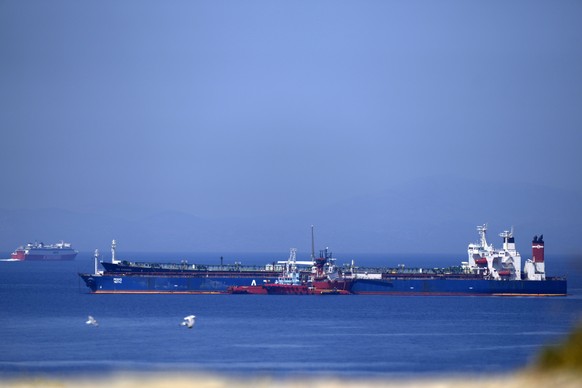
left=228, top=247, right=352, bottom=295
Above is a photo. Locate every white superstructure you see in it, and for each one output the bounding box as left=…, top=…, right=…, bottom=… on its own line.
left=466, top=224, right=523, bottom=280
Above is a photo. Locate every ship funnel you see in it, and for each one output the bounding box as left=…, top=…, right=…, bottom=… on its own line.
left=532, top=234, right=545, bottom=263
left=500, top=229, right=515, bottom=251
left=311, top=225, right=315, bottom=261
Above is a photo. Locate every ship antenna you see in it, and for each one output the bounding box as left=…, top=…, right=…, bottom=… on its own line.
left=311, top=225, right=315, bottom=261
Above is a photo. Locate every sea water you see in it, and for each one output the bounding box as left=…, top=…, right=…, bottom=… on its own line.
left=0, top=252, right=581, bottom=379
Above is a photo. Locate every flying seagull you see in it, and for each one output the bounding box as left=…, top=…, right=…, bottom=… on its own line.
left=180, top=315, right=196, bottom=328
left=86, top=315, right=98, bottom=326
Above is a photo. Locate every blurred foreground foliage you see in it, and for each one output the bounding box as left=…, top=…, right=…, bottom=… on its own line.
left=537, top=322, right=582, bottom=372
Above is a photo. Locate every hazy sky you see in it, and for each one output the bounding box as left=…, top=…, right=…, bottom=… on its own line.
left=1, top=0, right=581, bottom=220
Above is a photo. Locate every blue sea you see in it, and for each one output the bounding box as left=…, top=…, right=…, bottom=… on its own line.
left=1, top=251, right=581, bottom=380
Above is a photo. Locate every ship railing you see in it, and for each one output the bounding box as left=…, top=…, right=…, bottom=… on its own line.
left=345, top=265, right=467, bottom=276
left=380, top=273, right=484, bottom=280
left=117, top=261, right=283, bottom=272
left=204, top=265, right=284, bottom=272
left=546, top=276, right=567, bottom=281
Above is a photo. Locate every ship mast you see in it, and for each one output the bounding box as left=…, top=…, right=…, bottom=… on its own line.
left=94, top=249, right=99, bottom=274
left=111, top=239, right=119, bottom=264
left=311, top=225, right=315, bottom=261
left=477, top=224, right=491, bottom=252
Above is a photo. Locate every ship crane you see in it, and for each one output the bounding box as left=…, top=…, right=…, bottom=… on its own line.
left=287, top=248, right=297, bottom=273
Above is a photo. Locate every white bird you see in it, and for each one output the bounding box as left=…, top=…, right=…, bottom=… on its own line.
left=180, top=315, right=196, bottom=328
left=86, top=315, right=98, bottom=326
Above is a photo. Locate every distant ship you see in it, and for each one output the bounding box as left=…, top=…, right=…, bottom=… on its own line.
left=11, top=241, right=78, bottom=261
left=79, top=225, right=567, bottom=296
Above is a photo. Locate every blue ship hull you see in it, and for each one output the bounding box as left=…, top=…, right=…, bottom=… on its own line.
left=80, top=273, right=280, bottom=294
left=79, top=273, right=567, bottom=295
left=351, top=278, right=567, bottom=296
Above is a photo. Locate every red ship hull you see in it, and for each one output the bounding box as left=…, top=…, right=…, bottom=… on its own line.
left=10, top=250, right=26, bottom=260
left=263, top=284, right=312, bottom=295
left=228, top=285, right=268, bottom=294
left=228, top=279, right=353, bottom=295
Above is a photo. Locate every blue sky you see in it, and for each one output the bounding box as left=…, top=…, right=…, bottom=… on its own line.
left=1, top=1, right=581, bottom=253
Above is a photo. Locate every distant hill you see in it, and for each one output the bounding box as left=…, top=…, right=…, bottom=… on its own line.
left=1, top=179, right=580, bottom=256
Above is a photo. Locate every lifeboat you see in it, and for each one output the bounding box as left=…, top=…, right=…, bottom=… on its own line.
left=475, top=257, right=488, bottom=266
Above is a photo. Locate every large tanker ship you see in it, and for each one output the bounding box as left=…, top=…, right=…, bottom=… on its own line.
left=349, top=225, right=566, bottom=296
left=78, top=225, right=567, bottom=296
left=11, top=241, right=78, bottom=261
left=79, top=240, right=287, bottom=294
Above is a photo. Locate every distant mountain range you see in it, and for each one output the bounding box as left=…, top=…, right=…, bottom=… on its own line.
left=1, top=179, right=580, bottom=256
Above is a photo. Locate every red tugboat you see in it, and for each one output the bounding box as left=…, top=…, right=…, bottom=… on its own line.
left=228, top=246, right=352, bottom=295
left=228, top=285, right=269, bottom=294
left=306, top=246, right=352, bottom=294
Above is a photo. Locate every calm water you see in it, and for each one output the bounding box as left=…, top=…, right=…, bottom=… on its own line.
left=1, top=252, right=581, bottom=379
